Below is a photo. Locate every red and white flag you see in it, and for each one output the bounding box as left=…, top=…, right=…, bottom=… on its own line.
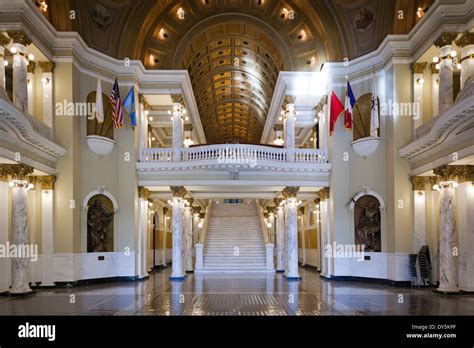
left=110, top=78, right=123, bottom=128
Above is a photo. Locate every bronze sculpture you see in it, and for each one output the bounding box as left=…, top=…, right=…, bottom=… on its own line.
left=87, top=199, right=114, bottom=252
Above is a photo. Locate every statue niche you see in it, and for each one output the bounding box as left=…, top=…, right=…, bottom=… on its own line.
left=87, top=195, right=115, bottom=252
left=353, top=195, right=381, bottom=252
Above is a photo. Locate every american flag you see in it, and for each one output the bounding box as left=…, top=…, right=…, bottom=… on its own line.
left=110, top=79, right=123, bottom=128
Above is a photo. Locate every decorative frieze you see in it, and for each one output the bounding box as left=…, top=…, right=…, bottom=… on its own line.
left=434, top=165, right=473, bottom=183
left=27, top=61, right=35, bottom=73
left=282, top=186, right=299, bottom=199
left=170, top=185, right=186, bottom=198
left=38, top=61, right=55, bottom=73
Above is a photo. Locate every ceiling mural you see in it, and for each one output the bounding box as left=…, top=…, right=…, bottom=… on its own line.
left=45, top=0, right=432, bottom=143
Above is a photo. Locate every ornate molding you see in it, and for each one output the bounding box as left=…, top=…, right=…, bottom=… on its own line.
left=35, top=175, right=56, bottom=190
left=433, top=165, right=473, bottom=183
left=434, top=33, right=458, bottom=48
left=0, top=164, right=34, bottom=180
left=430, top=62, right=439, bottom=75
left=38, top=61, right=55, bottom=73
left=411, top=176, right=429, bottom=190
left=455, top=32, right=474, bottom=48
left=318, top=187, right=329, bottom=201
left=138, top=186, right=150, bottom=199
left=412, top=62, right=427, bottom=74
left=282, top=186, right=299, bottom=199
left=7, top=31, right=32, bottom=46
left=170, top=185, right=186, bottom=198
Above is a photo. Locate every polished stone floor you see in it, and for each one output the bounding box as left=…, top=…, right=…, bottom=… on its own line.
left=1, top=267, right=474, bottom=315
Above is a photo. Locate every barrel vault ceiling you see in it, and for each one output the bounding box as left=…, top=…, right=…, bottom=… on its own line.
left=44, top=0, right=432, bottom=144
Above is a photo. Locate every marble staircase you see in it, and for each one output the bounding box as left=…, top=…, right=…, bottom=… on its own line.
left=202, top=202, right=268, bottom=273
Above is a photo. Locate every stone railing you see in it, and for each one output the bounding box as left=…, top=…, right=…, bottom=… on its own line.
left=415, top=115, right=439, bottom=140
left=141, top=144, right=328, bottom=168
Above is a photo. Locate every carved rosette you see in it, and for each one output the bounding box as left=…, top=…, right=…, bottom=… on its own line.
left=318, top=187, right=330, bottom=201
left=433, top=165, right=473, bottom=183
left=0, top=164, right=34, bottom=181
left=411, top=176, right=429, bottom=191
left=170, top=186, right=186, bottom=198
left=282, top=186, right=299, bottom=199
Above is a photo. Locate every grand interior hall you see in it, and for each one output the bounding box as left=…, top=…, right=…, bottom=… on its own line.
left=0, top=0, right=474, bottom=322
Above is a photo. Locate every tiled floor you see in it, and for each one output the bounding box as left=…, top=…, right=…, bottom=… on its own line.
left=1, top=267, right=473, bottom=315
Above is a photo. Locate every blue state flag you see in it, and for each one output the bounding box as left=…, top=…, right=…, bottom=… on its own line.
left=123, top=86, right=137, bottom=127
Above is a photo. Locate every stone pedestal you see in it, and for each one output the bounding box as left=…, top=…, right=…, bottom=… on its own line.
left=437, top=182, right=458, bottom=293
left=9, top=181, right=32, bottom=294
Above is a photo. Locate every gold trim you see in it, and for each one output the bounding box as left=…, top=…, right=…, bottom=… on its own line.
left=433, top=165, right=473, bottom=183
left=27, top=61, right=36, bottom=73
left=411, top=176, right=429, bottom=191
left=38, top=61, right=55, bottom=73
left=171, top=94, right=184, bottom=105
left=433, top=33, right=457, bottom=48
left=0, top=34, right=11, bottom=46
left=7, top=31, right=32, bottom=46
left=318, top=187, right=329, bottom=201
left=455, top=32, right=474, bottom=48
left=35, top=175, right=56, bottom=190
left=282, top=186, right=299, bottom=199
left=411, top=62, right=427, bottom=74
left=170, top=186, right=186, bottom=198
left=0, top=164, right=34, bottom=181
left=192, top=206, right=201, bottom=215
left=138, top=186, right=150, bottom=199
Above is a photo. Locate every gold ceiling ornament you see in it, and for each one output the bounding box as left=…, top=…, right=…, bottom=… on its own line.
left=0, top=34, right=11, bottom=46
left=192, top=206, right=201, bottom=215
left=35, top=175, right=56, bottom=190
left=27, top=61, right=36, bottom=73
left=7, top=31, right=32, bottom=46
left=318, top=187, right=330, bottom=201
left=411, top=176, right=430, bottom=190
left=171, top=94, right=184, bottom=105
left=0, top=164, right=34, bottom=181
left=433, top=165, right=473, bottom=183
left=455, top=32, right=474, bottom=48
left=282, top=186, right=299, bottom=199
left=138, top=186, right=150, bottom=199
left=411, top=62, right=427, bottom=74
left=38, top=61, right=55, bottom=73
left=170, top=186, right=186, bottom=198
left=433, top=33, right=458, bottom=48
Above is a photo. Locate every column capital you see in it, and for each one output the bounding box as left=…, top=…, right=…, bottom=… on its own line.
left=411, top=176, right=429, bottom=190
left=298, top=206, right=305, bottom=215
left=274, top=198, right=284, bottom=207
left=0, top=34, right=11, bottom=47
left=282, top=186, right=299, bottom=199
left=187, top=198, right=194, bottom=206
left=433, top=165, right=473, bottom=183
left=317, top=187, right=330, bottom=201
left=138, top=186, right=150, bottom=199
left=7, top=31, right=32, bottom=46
left=263, top=211, right=269, bottom=218
left=412, top=62, right=427, bottom=74
left=267, top=206, right=275, bottom=215
left=192, top=206, right=201, bottom=215
left=35, top=175, right=56, bottom=190
left=199, top=212, right=205, bottom=219
left=27, top=61, right=35, bottom=73
left=171, top=94, right=184, bottom=105
left=434, top=33, right=457, bottom=48
left=163, top=207, right=169, bottom=215
left=38, top=61, right=55, bottom=73
left=0, top=164, right=34, bottom=181
left=282, top=95, right=296, bottom=111
left=170, top=185, right=186, bottom=198
left=430, top=62, right=439, bottom=74
left=455, top=32, right=474, bottom=48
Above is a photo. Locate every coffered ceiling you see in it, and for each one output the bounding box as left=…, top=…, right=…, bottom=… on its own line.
left=44, top=0, right=432, bottom=144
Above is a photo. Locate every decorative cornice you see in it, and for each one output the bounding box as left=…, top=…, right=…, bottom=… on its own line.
left=7, top=31, right=32, bottom=46
left=434, top=33, right=458, bottom=48
left=38, top=61, right=55, bottom=73
left=170, top=185, right=186, bottom=198
left=171, top=94, right=184, bottom=105
left=0, top=164, right=34, bottom=180
left=434, top=165, right=473, bottom=183
left=455, top=32, right=474, bottom=48
left=138, top=186, right=150, bottom=199
left=282, top=186, right=299, bottom=199
left=411, top=176, right=429, bottom=190
left=318, top=187, right=330, bottom=201
left=412, top=62, right=427, bottom=74
left=27, top=61, right=35, bottom=73
left=0, top=34, right=11, bottom=46
left=35, top=175, right=56, bottom=190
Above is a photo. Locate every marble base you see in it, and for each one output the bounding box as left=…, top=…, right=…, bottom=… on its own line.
left=169, top=275, right=186, bottom=281
left=285, top=276, right=301, bottom=281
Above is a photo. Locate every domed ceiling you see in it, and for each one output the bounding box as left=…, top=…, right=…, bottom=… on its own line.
left=45, top=0, right=432, bottom=143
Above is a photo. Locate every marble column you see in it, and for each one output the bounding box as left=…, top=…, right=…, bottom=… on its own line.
left=8, top=31, right=32, bottom=114
left=275, top=199, right=285, bottom=272
left=170, top=186, right=186, bottom=280
left=430, top=63, right=439, bottom=117
left=171, top=95, right=184, bottom=162
left=318, top=188, right=331, bottom=277
left=184, top=200, right=193, bottom=272
left=267, top=207, right=275, bottom=245
left=39, top=61, right=55, bottom=129
left=0, top=181, right=8, bottom=293
left=437, top=181, right=458, bottom=292
left=27, top=62, right=34, bottom=116
left=283, top=96, right=296, bottom=162
left=434, top=33, right=457, bottom=115
left=38, top=176, right=55, bottom=287
left=457, top=179, right=474, bottom=291
left=192, top=207, right=201, bottom=246
left=455, top=32, right=474, bottom=90
left=412, top=62, right=426, bottom=131
left=299, top=207, right=306, bottom=266
left=137, top=187, right=149, bottom=279
left=162, top=207, right=168, bottom=266
left=0, top=34, right=11, bottom=101
left=411, top=176, right=428, bottom=253
left=195, top=243, right=203, bottom=271
left=283, top=187, right=300, bottom=280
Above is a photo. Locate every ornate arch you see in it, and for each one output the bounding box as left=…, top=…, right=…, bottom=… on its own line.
left=349, top=186, right=386, bottom=214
